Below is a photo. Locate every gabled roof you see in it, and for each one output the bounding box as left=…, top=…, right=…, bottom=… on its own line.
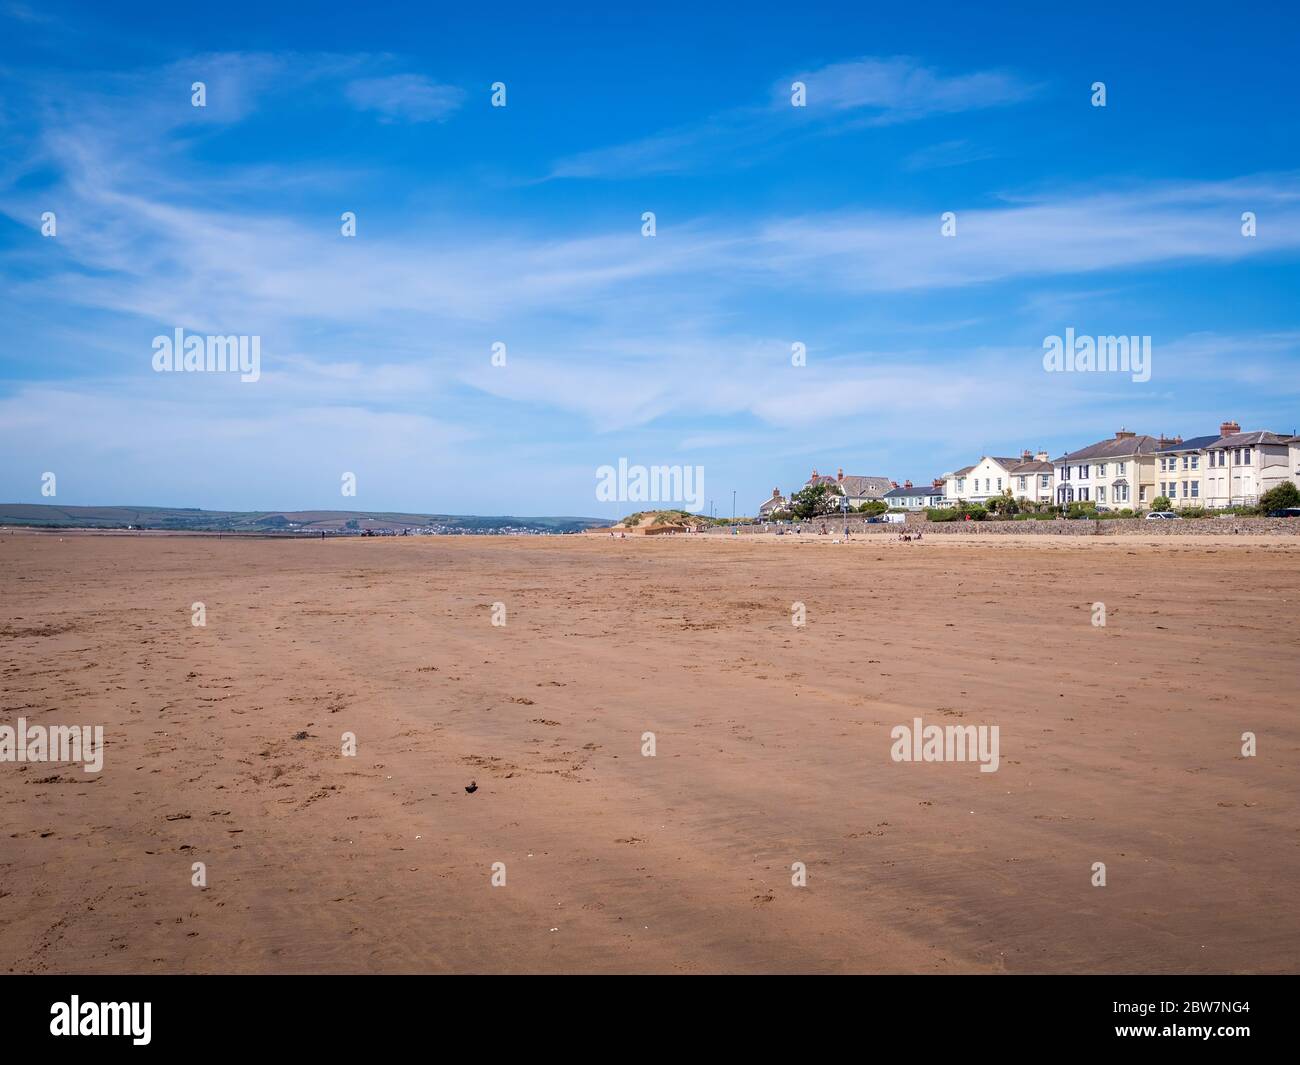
left=808, top=474, right=892, bottom=497
left=1206, top=430, right=1292, bottom=449
left=1007, top=459, right=1054, bottom=474
left=1056, top=434, right=1159, bottom=462
left=950, top=465, right=975, bottom=477
left=883, top=485, right=943, bottom=498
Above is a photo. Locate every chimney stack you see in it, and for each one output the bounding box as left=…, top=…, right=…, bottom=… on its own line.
left=904, top=479, right=913, bottom=489
left=932, top=478, right=944, bottom=489
left=837, top=467, right=844, bottom=482
left=1021, top=449, right=1032, bottom=463
left=890, top=480, right=899, bottom=489
left=1219, top=420, right=1241, bottom=437
left=1115, top=428, right=1136, bottom=440
left=771, top=487, right=780, bottom=498
left=1035, top=450, right=1049, bottom=462
left=1157, top=434, right=1182, bottom=448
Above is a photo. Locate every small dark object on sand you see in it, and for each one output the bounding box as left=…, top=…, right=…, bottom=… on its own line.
left=292, top=730, right=310, bottom=740
left=465, top=781, right=478, bottom=794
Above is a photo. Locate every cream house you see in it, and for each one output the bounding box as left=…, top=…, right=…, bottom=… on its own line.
left=1202, top=425, right=1295, bottom=506
left=1154, top=433, right=1218, bottom=506
left=944, top=451, right=1053, bottom=505
left=1155, top=421, right=1295, bottom=507
left=1053, top=430, right=1158, bottom=508
left=802, top=468, right=892, bottom=507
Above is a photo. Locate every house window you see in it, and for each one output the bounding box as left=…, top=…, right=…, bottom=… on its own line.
left=1079, top=488, right=1089, bottom=501
left=997, top=478, right=1002, bottom=491
left=957, top=478, right=965, bottom=492
left=1097, top=486, right=1107, bottom=502
left=1191, top=481, right=1199, bottom=498
left=1244, top=448, right=1252, bottom=464
left=1098, top=463, right=1107, bottom=477
left=1017, top=476, right=1027, bottom=490
left=1040, top=474, right=1050, bottom=489
left=1191, top=455, right=1199, bottom=469
left=1118, top=462, right=1126, bottom=476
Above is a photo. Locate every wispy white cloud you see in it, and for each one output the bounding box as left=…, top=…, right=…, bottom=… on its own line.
left=783, top=56, right=1037, bottom=122
left=903, top=138, right=997, bottom=172
left=547, top=56, right=1038, bottom=180
left=345, top=73, right=465, bottom=123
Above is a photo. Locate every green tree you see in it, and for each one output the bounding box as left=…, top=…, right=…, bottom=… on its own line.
left=856, top=499, right=888, bottom=516
left=788, top=482, right=842, bottom=520
left=1151, top=495, right=1172, bottom=512
left=1259, top=481, right=1300, bottom=513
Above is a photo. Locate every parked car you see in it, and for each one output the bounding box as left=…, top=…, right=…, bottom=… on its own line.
left=1267, top=507, right=1300, bottom=518
left=1145, top=511, right=1182, bottom=520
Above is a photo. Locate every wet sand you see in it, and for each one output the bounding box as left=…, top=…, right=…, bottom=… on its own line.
left=2, top=530, right=1298, bottom=973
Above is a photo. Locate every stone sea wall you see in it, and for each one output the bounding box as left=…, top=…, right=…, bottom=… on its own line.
left=701, top=516, right=1300, bottom=537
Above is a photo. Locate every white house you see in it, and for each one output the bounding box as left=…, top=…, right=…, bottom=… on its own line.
left=883, top=480, right=946, bottom=510
left=757, top=487, right=788, bottom=519
left=944, top=451, right=1053, bottom=505
left=1053, top=430, right=1158, bottom=508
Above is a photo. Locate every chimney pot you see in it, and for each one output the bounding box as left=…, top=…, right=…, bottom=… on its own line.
left=1219, top=420, right=1241, bottom=437
left=837, top=467, right=844, bottom=481
left=890, top=480, right=899, bottom=488
left=904, top=480, right=913, bottom=488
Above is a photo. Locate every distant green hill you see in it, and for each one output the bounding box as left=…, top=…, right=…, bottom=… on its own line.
left=0, top=503, right=610, bottom=534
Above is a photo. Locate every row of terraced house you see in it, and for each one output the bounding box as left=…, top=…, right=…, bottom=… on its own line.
left=758, top=419, right=1300, bottom=516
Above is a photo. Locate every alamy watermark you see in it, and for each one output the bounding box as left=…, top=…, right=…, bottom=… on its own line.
left=152, top=328, right=261, bottom=382
left=890, top=716, right=1000, bottom=773
left=1, top=718, right=104, bottom=773
left=596, top=458, right=704, bottom=512
left=1042, top=328, right=1150, bottom=383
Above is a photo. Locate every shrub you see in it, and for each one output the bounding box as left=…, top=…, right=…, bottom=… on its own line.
left=1152, top=495, right=1172, bottom=512
left=1259, top=482, right=1300, bottom=513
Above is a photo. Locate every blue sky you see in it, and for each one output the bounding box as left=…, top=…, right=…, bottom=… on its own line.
left=1, top=0, right=1298, bottom=518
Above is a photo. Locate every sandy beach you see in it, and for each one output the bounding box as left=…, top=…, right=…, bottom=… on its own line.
left=2, top=530, right=1298, bottom=974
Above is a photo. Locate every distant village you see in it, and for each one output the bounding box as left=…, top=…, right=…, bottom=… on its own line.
left=757, top=421, right=1300, bottom=519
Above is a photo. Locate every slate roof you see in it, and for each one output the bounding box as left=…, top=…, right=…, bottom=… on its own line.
left=1054, top=434, right=1159, bottom=462
left=807, top=474, right=892, bottom=498
left=1156, top=434, right=1223, bottom=454
left=1205, top=430, right=1292, bottom=450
